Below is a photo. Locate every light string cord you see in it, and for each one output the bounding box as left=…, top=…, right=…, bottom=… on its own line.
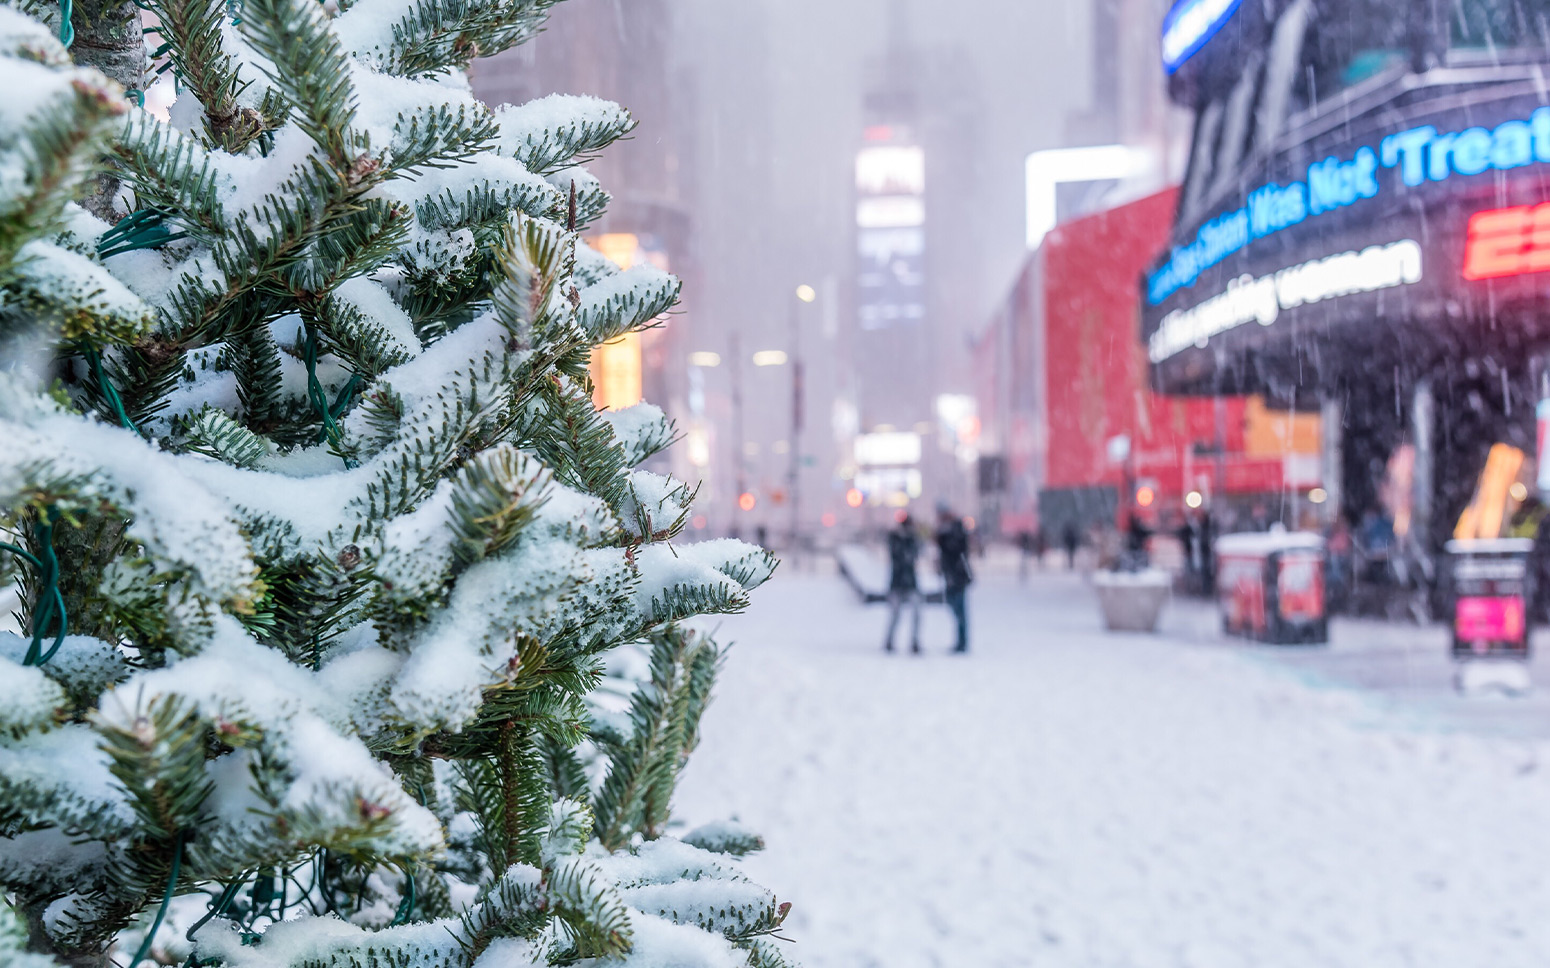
left=1, top=506, right=67, bottom=666
left=128, top=829, right=192, bottom=968
left=302, top=322, right=361, bottom=468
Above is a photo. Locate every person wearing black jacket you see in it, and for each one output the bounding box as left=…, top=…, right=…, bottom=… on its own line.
left=883, top=512, right=922, bottom=654
left=936, top=505, right=973, bottom=653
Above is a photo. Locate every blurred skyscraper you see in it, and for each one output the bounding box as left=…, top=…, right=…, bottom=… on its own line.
left=470, top=0, right=701, bottom=487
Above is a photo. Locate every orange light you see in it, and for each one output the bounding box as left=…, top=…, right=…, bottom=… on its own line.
left=1463, top=203, right=1550, bottom=280
left=591, top=332, right=641, bottom=410
left=1136, top=486, right=1156, bottom=508
left=692, top=515, right=707, bottom=530
left=738, top=492, right=756, bottom=512
left=964, top=516, right=976, bottom=530
left=894, top=509, right=909, bottom=524
left=594, top=232, right=640, bottom=270
left=845, top=488, right=864, bottom=508
left=821, top=512, right=836, bottom=528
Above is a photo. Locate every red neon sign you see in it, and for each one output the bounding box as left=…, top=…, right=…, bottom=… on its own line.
left=1463, top=203, right=1550, bottom=280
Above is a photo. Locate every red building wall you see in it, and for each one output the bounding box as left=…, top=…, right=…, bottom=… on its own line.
left=1041, top=188, right=1285, bottom=506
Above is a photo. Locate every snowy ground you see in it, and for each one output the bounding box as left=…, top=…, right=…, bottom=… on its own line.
left=676, top=555, right=1550, bottom=967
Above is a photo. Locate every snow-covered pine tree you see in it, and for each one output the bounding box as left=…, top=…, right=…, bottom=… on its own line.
left=0, top=1, right=791, bottom=966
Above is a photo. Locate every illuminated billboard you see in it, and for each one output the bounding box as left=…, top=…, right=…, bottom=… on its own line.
left=1161, top=0, right=1243, bottom=74
left=856, top=143, right=925, bottom=330
left=1462, top=204, right=1550, bottom=281
left=854, top=431, right=922, bottom=466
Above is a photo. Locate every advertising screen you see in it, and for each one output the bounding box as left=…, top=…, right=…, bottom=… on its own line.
left=856, top=144, right=925, bottom=331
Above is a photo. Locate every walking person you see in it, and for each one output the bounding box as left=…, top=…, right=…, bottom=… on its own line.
left=936, top=504, right=973, bottom=654
left=883, top=512, right=922, bottom=654
left=1017, top=529, right=1035, bottom=584
left=1062, top=521, right=1081, bottom=570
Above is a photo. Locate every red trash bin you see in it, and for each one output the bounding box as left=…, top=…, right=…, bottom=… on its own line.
left=1215, top=532, right=1328, bottom=644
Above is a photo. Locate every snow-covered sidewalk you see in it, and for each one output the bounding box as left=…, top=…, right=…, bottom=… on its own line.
left=676, top=563, right=1550, bottom=967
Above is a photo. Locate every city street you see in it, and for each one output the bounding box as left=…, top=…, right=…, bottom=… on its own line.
left=676, top=558, right=1550, bottom=967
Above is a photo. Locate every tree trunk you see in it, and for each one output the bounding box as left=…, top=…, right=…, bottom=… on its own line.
left=67, top=0, right=146, bottom=220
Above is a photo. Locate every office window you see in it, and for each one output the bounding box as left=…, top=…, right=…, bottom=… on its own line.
left=1303, top=0, right=1409, bottom=103
left=1449, top=0, right=1550, bottom=51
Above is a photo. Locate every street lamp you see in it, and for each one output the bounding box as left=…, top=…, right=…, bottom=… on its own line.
left=787, top=284, right=814, bottom=555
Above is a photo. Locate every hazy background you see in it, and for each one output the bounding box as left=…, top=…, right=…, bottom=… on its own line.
left=471, top=0, right=1183, bottom=536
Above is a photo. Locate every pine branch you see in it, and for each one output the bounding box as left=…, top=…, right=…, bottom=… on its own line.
left=0, top=77, right=128, bottom=286
left=139, top=0, right=264, bottom=151
left=239, top=0, right=360, bottom=167
left=372, top=0, right=560, bottom=77
left=113, top=112, right=228, bottom=238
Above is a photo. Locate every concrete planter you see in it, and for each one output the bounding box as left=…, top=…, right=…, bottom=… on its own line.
left=1093, top=569, right=1171, bottom=633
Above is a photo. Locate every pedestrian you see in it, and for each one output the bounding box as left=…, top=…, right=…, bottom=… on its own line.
left=1062, top=521, right=1080, bottom=570
left=1199, top=510, right=1216, bottom=595
left=936, top=504, right=973, bottom=653
left=1123, top=512, right=1152, bottom=571
left=1177, top=514, right=1199, bottom=592
left=883, top=511, right=922, bottom=654
left=1017, top=530, right=1034, bottom=583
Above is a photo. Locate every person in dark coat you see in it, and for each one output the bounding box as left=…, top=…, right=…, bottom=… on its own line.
left=936, top=505, right=973, bottom=653
left=883, top=512, right=922, bottom=653
left=1062, top=521, right=1081, bottom=570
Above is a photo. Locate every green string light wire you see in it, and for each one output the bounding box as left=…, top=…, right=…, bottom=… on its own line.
left=389, top=864, right=416, bottom=926
left=302, top=323, right=361, bottom=468
left=57, top=0, right=73, bottom=46
left=2, top=507, right=68, bottom=667
left=79, top=344, right=141, bottom=434
left=130, top=830, right=191, bottom=968
left=184, top=877, right=245, bottom=944
left=89, top=209, right=190, bottom=436
left=98, top=208, right=188, bottom=259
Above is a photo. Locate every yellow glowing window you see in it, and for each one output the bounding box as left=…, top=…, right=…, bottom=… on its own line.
left=592, top=333, right=642, bottom=411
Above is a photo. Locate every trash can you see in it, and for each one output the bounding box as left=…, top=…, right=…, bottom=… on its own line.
left=1446, top=538, right=1533, bottom=660
left=1215, top=532, right=1328, bottom=644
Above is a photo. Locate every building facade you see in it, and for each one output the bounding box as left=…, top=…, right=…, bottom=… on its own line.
left=1143, top=0, right=1550, bottom=561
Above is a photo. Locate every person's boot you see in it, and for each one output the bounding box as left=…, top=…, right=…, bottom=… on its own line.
left=910, top=641, right=921, bottom=655
left=952, top=642, right=968, bottom=654
left=884, top=641, right=895, bottom=653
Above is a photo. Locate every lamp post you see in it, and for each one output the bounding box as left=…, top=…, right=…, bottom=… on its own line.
left=789, top=284, right=815, bottom=555
left=730, top=331, right=746, bottom=539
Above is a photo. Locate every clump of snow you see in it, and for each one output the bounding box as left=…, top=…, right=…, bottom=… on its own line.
left=674, top=540, right=777, bottom=592
left=632, top=544, right=747, bottom=625
left=471, top=936, right=544, bottom=968
left=0, top=655, right=64, bottom=734
left=0, top=828, right=108, bottom=894
left=388, top=538, right=586, bottom=730
left=602, top=404, right=673, bottom=467
left=493, top=94, right=633, bottom=174
left=332, top=276, right=422, bottom=359
left=599, top=909, right=749, bottom=968
left=681, top=819, right=764, bottom=857
left=0, top=3, right=70, bottom=67
left=0, top=632, right=128, bottom=697
left=0, top=408, right=261, bottom=607
left=575, top=264, right=678, bottom=339
left=199, top=916, right=462, bottom=968
left=0, top=725, right=133, bottom=835
left=14, top=241, right=156, bottom=331
left=618, top=471, right=691, bottom=540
